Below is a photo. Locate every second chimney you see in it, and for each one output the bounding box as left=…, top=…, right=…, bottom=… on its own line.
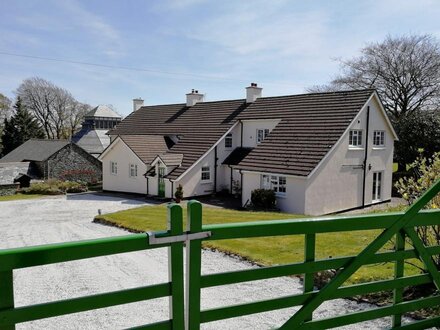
left=246, top=83, right=262, bottom=103
left=133, top=98, right=144, bottom=112
left=186, top=89, right=204, bottom=107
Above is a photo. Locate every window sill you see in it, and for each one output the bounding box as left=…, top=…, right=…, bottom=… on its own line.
left=276, top=193, right=286, bottom=198
left=372, top=146, right=386, bottom=150
left=348, top=147, right=364, bottom=151
left=201, top=181, right=212, bottom=185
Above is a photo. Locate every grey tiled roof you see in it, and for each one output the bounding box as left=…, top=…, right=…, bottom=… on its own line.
left=0, top=162, right=37, bottom=185
left=85, top=105, right=121, bottom=118
left=72, top=129, right=110, bottom=156
left=108, top=89, right=374, bottom=178
left=0, top=139, right=70, bottom=162
left=119, top=135, right=169, bottom=164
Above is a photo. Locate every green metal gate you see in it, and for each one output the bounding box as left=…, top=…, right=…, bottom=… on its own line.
left=1, top=180, right=440, bottom=329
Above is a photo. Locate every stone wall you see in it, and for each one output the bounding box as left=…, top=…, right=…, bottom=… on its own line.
left=0, top=183, right=19, bottom=196
left=45, top=143, right=102, bottom=183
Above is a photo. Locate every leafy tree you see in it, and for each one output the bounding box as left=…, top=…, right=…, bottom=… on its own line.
left=309, top=34, right=440, bottom=171
left=1, top=97, right=45, bottom=156
left=16, top=77, right=91, bottom=139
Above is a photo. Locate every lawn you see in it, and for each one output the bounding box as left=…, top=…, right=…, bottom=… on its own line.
left=95, top=203, right=420, bottom=285
left=0, top=193, right=43, bottom=202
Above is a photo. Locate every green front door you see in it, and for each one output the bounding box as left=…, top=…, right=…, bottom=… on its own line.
left=158, top=167, right=165, bottom=197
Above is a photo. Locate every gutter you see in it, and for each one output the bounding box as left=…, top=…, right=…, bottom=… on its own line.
left=362, top=106, right=370, bottom=208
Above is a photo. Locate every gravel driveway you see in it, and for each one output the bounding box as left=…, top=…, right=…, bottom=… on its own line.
left=0, top=193, right=414, bottom=329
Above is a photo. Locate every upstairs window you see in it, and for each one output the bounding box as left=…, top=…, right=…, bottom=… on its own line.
left=349, top=130, right=363, bottom=147
left=110, top=161, right=118, bottom=175
left=257, top=129, right=270, bottom=144
left=201, top=166, right=211, bottom=181
left=129, top=164, right=138, bottom=177
left=225, top=133, right=233, bottom=148
left=373, top=130, right=385, bottom=147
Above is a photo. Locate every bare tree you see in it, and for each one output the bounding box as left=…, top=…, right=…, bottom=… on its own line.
left=16, top=77, right=89, bottom=139
left=67, top=102, right=91, bottom=138
left=309, top=35, right=440, bottom=171
left=310, top=35, right=440, bottom=121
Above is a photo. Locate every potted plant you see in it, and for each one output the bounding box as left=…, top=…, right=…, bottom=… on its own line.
left=174, top=184, right=183, bottom=203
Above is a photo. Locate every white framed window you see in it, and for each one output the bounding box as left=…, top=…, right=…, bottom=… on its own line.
left=110, top=161, right=118, bottom=175
left=257, top=128, right=270, bottom=144
left=349, top=129, right=363, bottom=147
left=225, top=133, right=233, bottom=148
left=372, top=171, right=382, bottom=202
left=129, top=164, right=138, bottom=177
left=373, top=130, right=385, bottom=147
left=201, top=166, right=211, bottom=181
left=261, top=174, right=287, bottom=196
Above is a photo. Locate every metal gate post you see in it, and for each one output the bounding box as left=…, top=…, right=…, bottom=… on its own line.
left=185, top=201, right=203, bottom=330
left=167, top=204, right=185, bottom=330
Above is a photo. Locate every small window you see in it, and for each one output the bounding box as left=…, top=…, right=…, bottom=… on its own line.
left=373, top=131, right=385, bottom=147
left=257, top=128, right=270, bottom=144
left=225, top=133, right=233, bottom=148
left=129, top=164, right=138, bottom=177
left=201, top=166, right=210, bottom=181
left=349, top=130, right=363, bottom=147
left=110, top=161, right=118, bottom=175
left=261, top=174, right=286, bottom=196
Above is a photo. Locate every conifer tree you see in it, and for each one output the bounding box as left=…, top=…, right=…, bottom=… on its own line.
left=1, top=97, right=45, bottom=156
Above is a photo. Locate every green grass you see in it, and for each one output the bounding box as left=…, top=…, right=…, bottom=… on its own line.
left=0, top=193, right=44, bottom=202
left=95, top=204, right=421, bottom=285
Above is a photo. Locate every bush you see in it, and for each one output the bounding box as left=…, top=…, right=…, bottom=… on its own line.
left=20, top=180, right=88, bottom=195
left=251, top=189, right=276, bottom=209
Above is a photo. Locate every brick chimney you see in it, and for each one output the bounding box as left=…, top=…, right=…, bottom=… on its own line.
left=186, top=89, right=204, bottom=107
left=133, top=98, right=144, bottom=112
left=246, top=83, right=262, bottom=103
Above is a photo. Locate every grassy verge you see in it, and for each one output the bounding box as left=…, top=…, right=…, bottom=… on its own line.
left=0, top=193, right=44, bottom=202
left=94, top=203, right=421, bottom=285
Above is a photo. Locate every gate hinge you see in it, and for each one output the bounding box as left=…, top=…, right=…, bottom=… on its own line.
left=147, top=231, right=211, bottom=245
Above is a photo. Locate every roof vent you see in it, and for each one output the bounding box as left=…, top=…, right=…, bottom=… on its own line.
left=133, top=98, right=144, bottom=112
left=186, top=89, right=204, bottom=107
left=246, top=83, right=262, bottom=103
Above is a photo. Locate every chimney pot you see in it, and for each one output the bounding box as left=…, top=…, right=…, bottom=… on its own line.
left=246, top=83, right=262, bottom=103
left=132, top=98, right=144, bottom=112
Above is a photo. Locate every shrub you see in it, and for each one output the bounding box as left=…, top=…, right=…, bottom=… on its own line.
left=251, top=189, right=276, bottom=209
left=20, top=180, right=88, bottom=195
left=394, top=151, right=440, bottom=270
left=174, top=184, right=183, bottom=200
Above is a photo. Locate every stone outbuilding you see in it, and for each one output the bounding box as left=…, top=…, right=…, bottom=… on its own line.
left=0, top=139, right=102, bottom=183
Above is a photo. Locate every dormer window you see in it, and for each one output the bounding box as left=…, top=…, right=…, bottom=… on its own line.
left=257, top=129, right=270, bottom=144
left=349, top=130, right=363, bottom=148
left=225, top=133, right=233, bottom=149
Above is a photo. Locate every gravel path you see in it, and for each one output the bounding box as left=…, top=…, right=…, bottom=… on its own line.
left=0, top=193, right=416, bottom=329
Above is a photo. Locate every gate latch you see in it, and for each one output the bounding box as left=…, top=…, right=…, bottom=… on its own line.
left=147, top=231, right=211, bottom=245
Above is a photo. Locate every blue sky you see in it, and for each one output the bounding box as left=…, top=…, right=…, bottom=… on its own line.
left=1, top=0, right=439, bottom=116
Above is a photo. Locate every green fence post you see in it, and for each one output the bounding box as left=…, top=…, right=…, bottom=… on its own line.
left=167, top=204, right=185, bottom=330
left=0, top=270, right=15, bottom=330
left=186, top=200, right=203, bottom=330
left=392, top=230, right=405, bottom=327
left=303, top=233, right=316, bottom=322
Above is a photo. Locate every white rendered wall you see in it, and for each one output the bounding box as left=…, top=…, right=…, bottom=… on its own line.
left=305, top=96, right=394, bottom=215
left=101, top=139, right=148, bottom=194
left=241, top=119, right=280, bottom=147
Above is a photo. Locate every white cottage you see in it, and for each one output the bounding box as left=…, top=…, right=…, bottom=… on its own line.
left=100, top=85, right=397, bottom=215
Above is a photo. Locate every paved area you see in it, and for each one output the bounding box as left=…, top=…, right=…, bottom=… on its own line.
left=1, top=193, right=416, bottom=329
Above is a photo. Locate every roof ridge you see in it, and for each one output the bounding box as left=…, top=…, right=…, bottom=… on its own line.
left=257, top=88, right=375, bottom=101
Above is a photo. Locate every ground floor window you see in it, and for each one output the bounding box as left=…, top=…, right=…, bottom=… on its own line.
left=129, top=164, right=138, bottom=177
left=372, top=171, right=382, bottom=202
left=201, top=166, right=211, bottom=181
left=261, top=174, right=287, bottom=196
left=110, top=161, right=117, bottom=175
